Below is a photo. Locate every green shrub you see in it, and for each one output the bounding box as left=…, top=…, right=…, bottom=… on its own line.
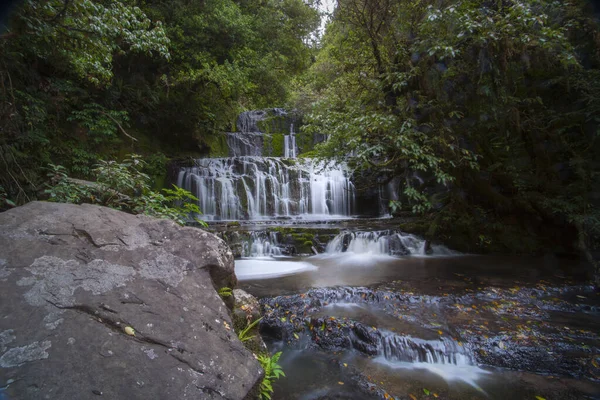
left=45, top=164, right=93, bottom=204
left=44, top=154, right=207, bottom=227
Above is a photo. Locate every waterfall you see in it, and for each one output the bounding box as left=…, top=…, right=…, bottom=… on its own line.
left=372, top=331, right=489, bottom=388
left=378, top=333, right=471, bottom=365
left=284, top=123, right=297, bottom=158
left=325, top=230, right=456, bottom=256
left=175, top=108, right=357, bottom=220
left=243, top=231, right=283, bottom=257
left=177, top=157, right=355, bottom=220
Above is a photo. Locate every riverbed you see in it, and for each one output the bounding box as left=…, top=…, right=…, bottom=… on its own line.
left=237, top=246, right=600, bottom=399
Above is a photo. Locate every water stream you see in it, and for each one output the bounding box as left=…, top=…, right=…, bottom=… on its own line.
left=180, top=109, right=599, bottom=399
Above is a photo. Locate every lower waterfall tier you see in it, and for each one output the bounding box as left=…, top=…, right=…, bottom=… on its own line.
left=177, top=157, right=356, bottom=221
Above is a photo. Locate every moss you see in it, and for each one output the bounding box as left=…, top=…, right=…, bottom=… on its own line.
left=152, top=173, right=167, bottom=191
left=298, top=150, right=318, bottom=158
left=271, top=227, right=340, bottom=236
left=206, top=133, right=229, bottom=157
left=270, top=134, right=284, bottom=157
left=263, top=133, right=285, bottom=157
left=257, top=114, right=289, bottom=135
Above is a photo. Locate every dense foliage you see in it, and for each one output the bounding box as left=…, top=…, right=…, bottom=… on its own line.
left=45, top=154, right=206, bottom=226
left=0, top=0, right=319, bottom=205
left=298, top=0, right=600, bottom=262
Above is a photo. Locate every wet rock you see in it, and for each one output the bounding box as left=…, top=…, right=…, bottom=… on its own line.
left=258, top=283, right=600, bottom=381
left=349, top=323, right=380, bottom=355
left=0, top=202, right=261, bottom=400
left=233, top=289, right=266, bottom=353
left=387, top=234, right=410, bottom=256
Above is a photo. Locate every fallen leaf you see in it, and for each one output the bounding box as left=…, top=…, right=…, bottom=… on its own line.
left=423, top=388, right=431, bottom=395
left=409, top=394, right=417, bottom=400
left=338, top=381, right=344, bottom=385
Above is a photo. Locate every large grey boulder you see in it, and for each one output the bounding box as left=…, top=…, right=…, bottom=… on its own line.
left=0, top=202, right=261, bottom=399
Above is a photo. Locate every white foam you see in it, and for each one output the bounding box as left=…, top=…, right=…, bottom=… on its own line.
left=235, top=259, right=318, bottom=280
left=372, top=356, right=490, bottom=392
left=310, top=251, right=398, bottom=267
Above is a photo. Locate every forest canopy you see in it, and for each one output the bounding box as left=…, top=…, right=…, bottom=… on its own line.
left=296, top=0, right=600, bottom=255
left=0, top=0, right=320, bottom=203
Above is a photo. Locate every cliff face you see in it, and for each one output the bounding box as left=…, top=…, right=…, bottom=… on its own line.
left=0, top=202, right=261, bottom=400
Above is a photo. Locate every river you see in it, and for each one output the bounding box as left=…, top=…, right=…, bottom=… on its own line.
left=236, top=235, right=599, bottom=399
left=177, top=109, right=600, bottom=399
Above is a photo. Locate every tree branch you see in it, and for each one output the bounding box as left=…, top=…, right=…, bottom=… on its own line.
left=99, top=111, right=138, bottom=142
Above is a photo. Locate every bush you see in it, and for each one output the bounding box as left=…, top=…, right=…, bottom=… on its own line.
left=44, top=154, right=206, bottom=227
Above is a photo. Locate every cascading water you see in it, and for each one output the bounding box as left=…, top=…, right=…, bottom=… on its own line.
left=176, top=109, right=356, bottom=220
left=378, top=333, right=471, bottom=365
left=373, top=331, right=488, bottom=388
left=325, top=230, right=456, bottom=256
left=177, top=157, right=355, bottom=220
left=242, top=231, right=283, bottom=257
left=284, top=123, right=297, bottom=158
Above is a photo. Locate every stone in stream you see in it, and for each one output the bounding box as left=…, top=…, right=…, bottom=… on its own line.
left=0, top=202, right=262, bottom=399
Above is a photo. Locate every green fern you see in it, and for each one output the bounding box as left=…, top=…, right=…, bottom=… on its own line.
left=238, top=317, right=262, bottom=343
left=218, top=286, right=233, bottom=298
left=257, top=351, right=285, bottom=400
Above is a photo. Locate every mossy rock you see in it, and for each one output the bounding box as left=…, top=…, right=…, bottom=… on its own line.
left=233, top=289, right=266, bottom=354
left=263, top=133, right=285, bottom=157
left=206, top=133, right=229, bottom=157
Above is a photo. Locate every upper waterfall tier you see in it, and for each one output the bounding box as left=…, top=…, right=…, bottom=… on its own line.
left=177, top=157, right=355, bottom=221
left=225, top=108, right=296, bottom=158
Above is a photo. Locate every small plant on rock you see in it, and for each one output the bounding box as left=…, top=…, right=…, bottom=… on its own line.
left=218, top=287, right=233, bottom=298
left=45, top=164, right=92, bottom=204
left=238, top=317, right=262, bottom=343
left=257, top=351, right=285, bottom=400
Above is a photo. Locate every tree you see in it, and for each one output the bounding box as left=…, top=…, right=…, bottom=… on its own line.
left=301, top=0, right=600, bottom=260
left=0, top=0, right=320, bottom=205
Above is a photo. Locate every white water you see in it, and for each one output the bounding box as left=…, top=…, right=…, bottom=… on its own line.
left=236, top=259, right=317, bottom=280
left=284, top=123, right=297, bottom=158
left=177, top=157, right=355, bottom=220
left=242, top=231, right=283, bottom=257
left=374, top=331, right=489, bottom=390
left=325, top=230, right=456, bottom=256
